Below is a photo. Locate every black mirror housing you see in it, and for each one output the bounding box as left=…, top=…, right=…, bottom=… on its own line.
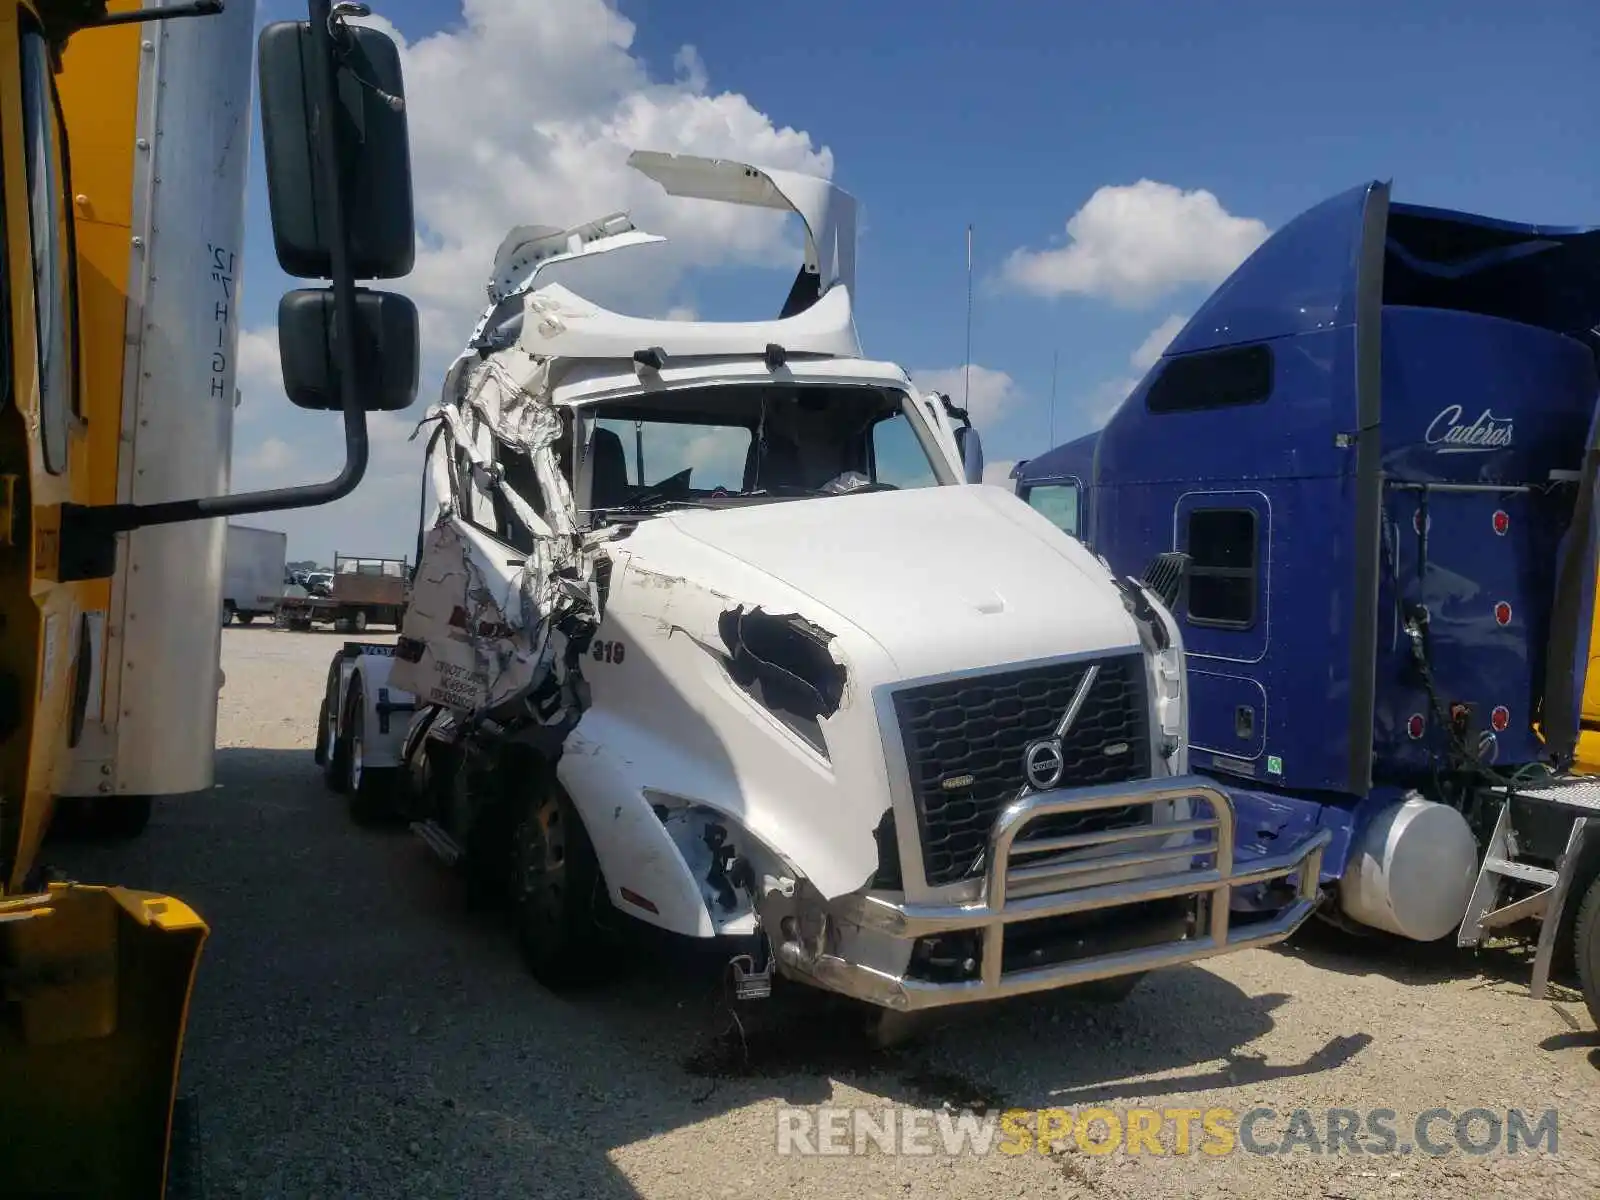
left=279, top=287, right=419, bottom=412
left=954, top=425, right=985, bottom=484
left=258, top=19, right=415, bottom=279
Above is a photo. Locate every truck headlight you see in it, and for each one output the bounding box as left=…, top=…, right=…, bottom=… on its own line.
left=1112, top=575, right=1187, bottom=771
left=1154, top=641, right=1184, bottom=763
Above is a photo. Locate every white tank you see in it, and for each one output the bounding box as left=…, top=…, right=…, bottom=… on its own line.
left=63, top=0, right=258, bottom=800
left=1338, top=792, right=1480, bottom=941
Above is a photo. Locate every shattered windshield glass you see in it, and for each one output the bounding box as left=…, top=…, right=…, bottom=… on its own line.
left=578, top=383, right=944, bottom=521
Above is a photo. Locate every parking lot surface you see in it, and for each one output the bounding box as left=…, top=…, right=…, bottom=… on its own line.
left=46, top=627, right=1600, bottom=1199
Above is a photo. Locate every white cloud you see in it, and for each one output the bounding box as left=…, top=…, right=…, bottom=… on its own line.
left=1001, top=180, right=1268, bottom=308
left=1082, top=375, right=1140, bottom=426
left=232, top=328, right=282, bottom=423
left=238, top=435, right=294, bottom=478
left=908, top=364, right=1018, bottom=423
left=230, top=0, right=834, bottom=561
left=355, top=0, right=831, bottom=357
left=1068, top=312, right=1195, bottom=432
left=982, top=459, right=1017, bottom=488
left=1130, top=313, right=1188, bottom=371
left=663, top=304, right=700, bottom=322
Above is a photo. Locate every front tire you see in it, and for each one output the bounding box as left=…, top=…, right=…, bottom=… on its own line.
left=511, top=785, right=608, bottom=987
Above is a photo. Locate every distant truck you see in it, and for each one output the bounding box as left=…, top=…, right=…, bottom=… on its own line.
left=222, top=524, right=289, bottom=626
left=278, top=553, right=410, bottom=633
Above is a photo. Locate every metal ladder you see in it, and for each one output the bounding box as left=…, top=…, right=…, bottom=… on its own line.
left=1457, top=778, right=1599, bottom=999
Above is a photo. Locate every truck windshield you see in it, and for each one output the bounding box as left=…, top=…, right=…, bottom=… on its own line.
left=579, top=382, right=946, bottom=521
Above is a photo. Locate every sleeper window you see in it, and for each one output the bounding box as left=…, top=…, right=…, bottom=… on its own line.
left=1185, top=508, right=1257, bottom=628
left=1146, top=343, right=1272, bottom=415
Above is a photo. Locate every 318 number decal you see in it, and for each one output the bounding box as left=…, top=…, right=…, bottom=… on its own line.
left=591, top=639, right=626, bottom=664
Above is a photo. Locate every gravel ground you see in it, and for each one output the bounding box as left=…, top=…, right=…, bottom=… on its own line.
left=44, top=626, right=1600, bottom=1200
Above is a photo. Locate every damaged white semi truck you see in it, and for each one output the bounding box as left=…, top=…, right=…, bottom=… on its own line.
left=314, top=151, right=1330, bottom=1013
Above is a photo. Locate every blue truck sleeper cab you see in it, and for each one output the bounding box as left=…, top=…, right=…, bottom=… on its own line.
left=1016, top=182, right=1600, bottom=943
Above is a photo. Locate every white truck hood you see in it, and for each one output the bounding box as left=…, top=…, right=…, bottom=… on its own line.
left=627, top=483, right=1140, bottom=682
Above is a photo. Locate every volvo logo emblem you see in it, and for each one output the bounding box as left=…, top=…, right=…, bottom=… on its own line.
left=1023, top=740, right=1066, bottom=790
left=1018, top=664, right=1101, bottom=797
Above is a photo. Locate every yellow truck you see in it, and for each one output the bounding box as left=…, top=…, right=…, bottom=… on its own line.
left=0, top=2, right=418, bottom=1195
left=1577, top=601, right=1600, bottom=773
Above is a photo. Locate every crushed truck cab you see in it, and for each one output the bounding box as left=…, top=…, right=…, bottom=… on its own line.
left=317, top=151, right=1328, bottom=1009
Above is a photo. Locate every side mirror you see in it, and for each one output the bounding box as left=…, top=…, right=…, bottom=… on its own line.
left=53, top=1, right=423, bottom=581
left=954, top=425, right=985, bottom=484
left=279, top=288, right=419, bottom=411
left=258, top=18, right=414, bottom=279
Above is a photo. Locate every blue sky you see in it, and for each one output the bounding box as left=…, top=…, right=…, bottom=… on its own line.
left=233, top=0, right=1598, bottom=562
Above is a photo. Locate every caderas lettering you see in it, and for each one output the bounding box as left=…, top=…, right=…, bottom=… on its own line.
left=1424, top=404, right=1514, bottom=454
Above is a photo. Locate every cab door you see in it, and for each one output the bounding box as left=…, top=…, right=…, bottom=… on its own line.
left=0, top=9, right=88, bottom=891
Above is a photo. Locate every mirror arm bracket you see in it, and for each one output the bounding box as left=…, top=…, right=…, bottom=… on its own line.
left=54, top=0, right=373, bottom=584
left=89, top=2, right=227, bottom=29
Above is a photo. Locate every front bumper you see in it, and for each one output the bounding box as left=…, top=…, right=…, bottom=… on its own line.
left=774, top=775, right=1329, bottom=1011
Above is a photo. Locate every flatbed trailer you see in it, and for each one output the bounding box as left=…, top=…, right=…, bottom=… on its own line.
left=278, top=552, right=409, bottom=632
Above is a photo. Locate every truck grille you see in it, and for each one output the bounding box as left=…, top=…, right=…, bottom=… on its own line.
left=891, top=654, right=1152, bottom=887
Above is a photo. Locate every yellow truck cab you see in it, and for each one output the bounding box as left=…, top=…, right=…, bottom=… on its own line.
left=1, top=2, right=419, bottom=1195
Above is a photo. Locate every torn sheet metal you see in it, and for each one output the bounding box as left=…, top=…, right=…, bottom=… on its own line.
left=389, top=287, right=600, bottom=731
left=388, top=150, right=867, bottom=735
left=627, top=150, right=858, bottom=301
left=391, top=518, right=597, bottom=721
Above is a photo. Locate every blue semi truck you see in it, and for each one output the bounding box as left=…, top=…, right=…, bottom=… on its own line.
left=1014, top=180, right=1600, bottom=1024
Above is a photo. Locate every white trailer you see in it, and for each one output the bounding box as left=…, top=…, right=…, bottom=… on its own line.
left=53, top=0, right=258, bottom=840
left=222, top=524, right=288, bottom=626
left=317, top=151, right=1329, bottom=1020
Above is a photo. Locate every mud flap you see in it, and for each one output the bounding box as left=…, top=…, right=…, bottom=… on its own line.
left=0, top=883, right=207, bottom=1200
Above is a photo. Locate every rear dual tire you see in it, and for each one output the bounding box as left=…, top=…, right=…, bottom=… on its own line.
left=318, top=669, right=398, bottom=822
left=342, top=676, right=399, bottom=824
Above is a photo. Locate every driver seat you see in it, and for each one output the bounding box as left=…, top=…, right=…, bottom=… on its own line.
left=588, top=427, right=631, bottom=508
left=744, top=432, right=803, bottom=491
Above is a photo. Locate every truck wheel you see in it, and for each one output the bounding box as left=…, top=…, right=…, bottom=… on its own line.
left=352, top=609, right=368, bottom=633
left=237, top=612, right=256, bottom=626
left=343, top=676, right=396, bottom=824
left=512, top=785, right=608, bottom=987
left=1575, top=871, right=1600, bottom=1030
left=322, top=673, right=349, bottom=794
left=314, top=695, right=331, bottom=767
left=220, top=603, right=233, bottom=627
